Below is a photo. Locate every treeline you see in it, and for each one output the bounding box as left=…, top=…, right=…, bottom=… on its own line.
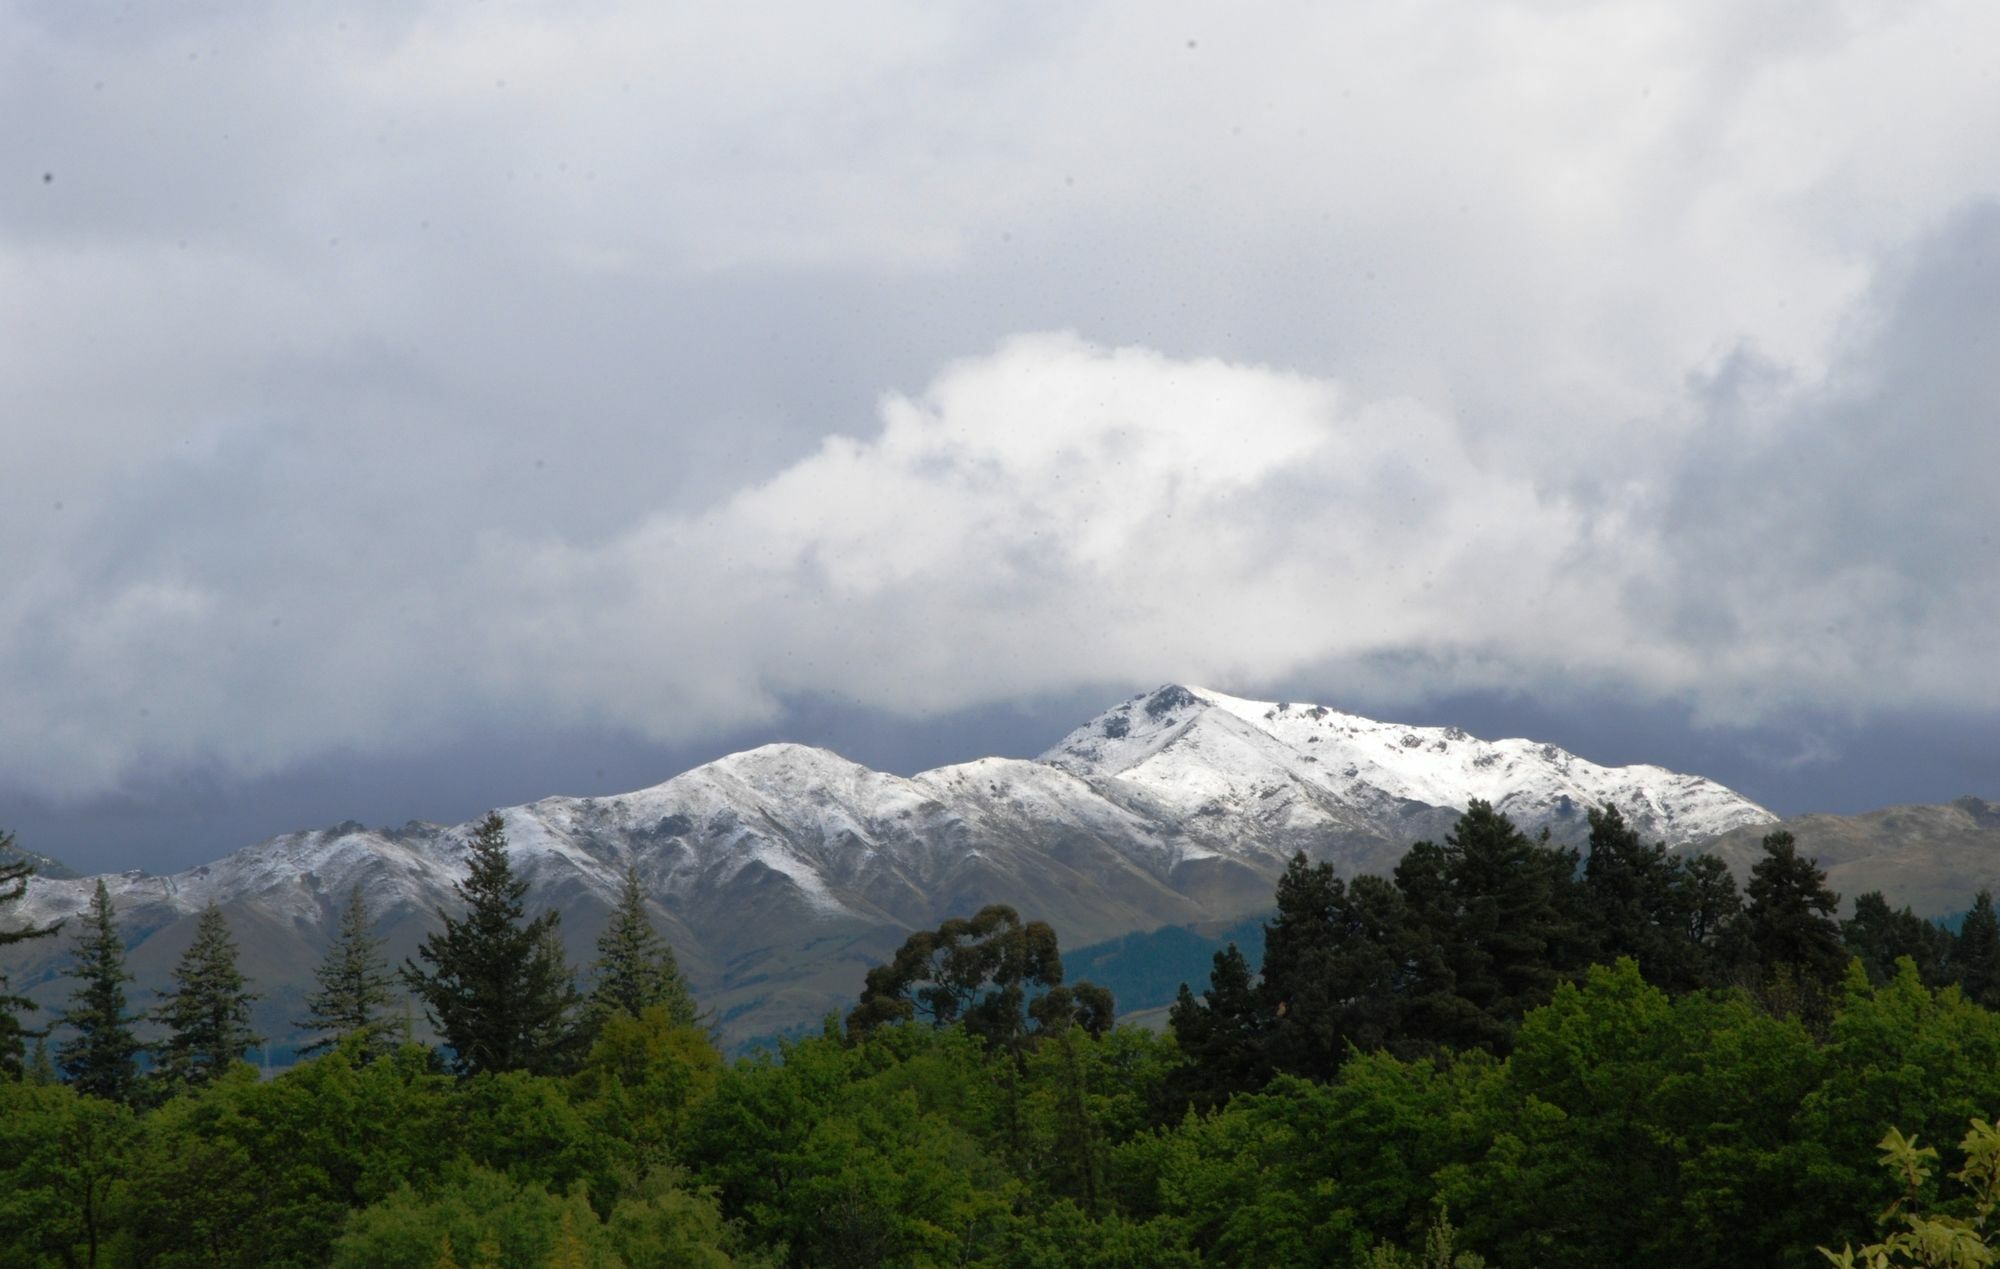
left=2, top=807, right=1999, bottom=1265
left=1168, top=801, right=1993, bottom=1106
left=0, top=814, right=698, bottom=1099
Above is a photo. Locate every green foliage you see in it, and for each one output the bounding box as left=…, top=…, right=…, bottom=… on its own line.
left=571, top=1007, right=723, bottom=1176
left=0, top=828, right=63, bottom=1078
left=1746, top=830, right=1849, bottom=1005
left=1581, top=803, right=1742, bottom=993
left=332, top=1166, right=617, bottom=1269
left=300, top=883, right=398, bottom=1060
left=403, top=812, right=584, bottom=1076
left=1951, top=892, right=2000, bottom=1009
left=1822, top=1122, right=2000, bottom=1267
left=56, top=878, right=143, bottom=1104
left=847, top=904, right=1113, bottom=1052
left=584, top=867, right=700, bottom=1040
left=151, top=903, right=261, bottom=1091
left=0, top=1079, right=135, bottom=1269
left=1844, top=893, right=1953, bottom=989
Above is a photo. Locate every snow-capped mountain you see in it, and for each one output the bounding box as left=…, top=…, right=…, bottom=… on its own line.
left=4, top=686, right=1774, bottom=1049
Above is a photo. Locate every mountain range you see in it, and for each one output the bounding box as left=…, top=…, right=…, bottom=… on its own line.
left=3, top=684, right=1788, bottom=1051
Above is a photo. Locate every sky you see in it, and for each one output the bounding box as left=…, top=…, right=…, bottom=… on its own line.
left=4, top=1, right=1998, bottom=874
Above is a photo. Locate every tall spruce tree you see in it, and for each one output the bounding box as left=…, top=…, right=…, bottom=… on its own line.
left=0, top=828, right=63, bottom=1079
left=585, top=868, right=699, bottom=1034
left=56, top=879, right=142, bottom=1103
left=298, top=884, right=397, bottom=1059
left=402, top=812, right=582, bottom=1076
left=153, top=903, right=262, bottom=1089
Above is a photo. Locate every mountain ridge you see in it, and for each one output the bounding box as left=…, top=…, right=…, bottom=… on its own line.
left=4, top=685, right=1777, bottom=1048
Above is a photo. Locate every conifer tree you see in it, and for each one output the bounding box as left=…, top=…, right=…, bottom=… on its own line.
left=402, top=812, right=582, bottom=1075
left=56, top=879, right=142, bottom=1103
left=1952, top=890, right=2000, bottom=1008
left=153, top=903, right=261, bottom=1088
left=585, top=867, right=699, bottom=1035
left=1743, top=830, right=1846, bottom=991
left=1397, top=802, right=1587, bottom=1053
left=298, top=883, right=397, bottom=1059
left=25, top=1034, right=55, bottom=1085
left=1167, top=941, right=1270, bottom=1110
left=0, top=828, right=63, bottom=1078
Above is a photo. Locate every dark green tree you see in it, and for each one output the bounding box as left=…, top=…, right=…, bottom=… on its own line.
left=298, top=883, right=397, bottom=1060
left=1951, top=890, right=2000, bottom=1008
left=153, top=903, right=262, bottom=1089
left=1166, top=942, right=1270, bottom=1110
left=1580, top=804, right=1743, bottom=993
left=1842, top=891, right=1951, bottom=988
left=1742, top=830, right=1847, bottom=993
left=847, top=904, right=1113, bottom=1051
left=1396, top=801, right=1587, bottom=1054
left=402, top=812, right=583, bottom=1076
left=1255, top=855, right=1435, bottom=1078
left=0, top=828, right=63, bottom=1078
left=55, top=878, right=142, bottom=1103
left=584, top=867, right=699, bottom=1035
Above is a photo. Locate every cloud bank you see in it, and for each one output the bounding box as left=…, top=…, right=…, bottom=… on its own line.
left=3, top=1, right=1998, bottom=800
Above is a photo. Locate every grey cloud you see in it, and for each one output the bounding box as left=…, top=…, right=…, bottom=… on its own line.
left=4, top=1, right=2000, bottom=824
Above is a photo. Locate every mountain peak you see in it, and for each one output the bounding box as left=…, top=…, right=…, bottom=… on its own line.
left=1041, top=684, right=1774, bottom=848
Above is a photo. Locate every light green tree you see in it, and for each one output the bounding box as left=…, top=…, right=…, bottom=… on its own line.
left=1822, top=1121, right=2000, bottom=1268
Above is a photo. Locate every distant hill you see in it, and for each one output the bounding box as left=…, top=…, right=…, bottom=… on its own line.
left=1701, top=796, right=2000, bottom=918
left=1065, top=914, right=1269, bottom=1019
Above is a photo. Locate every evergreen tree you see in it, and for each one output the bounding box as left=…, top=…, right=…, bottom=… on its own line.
left=298, top=884, right=397, bottom=1060
left=1397, top=802, right=1586, bottom=1054
left=584, top=867, right=699, bottom=1036
left=402, top=812, right=582, bottom=1076
left=152, top=903, right=262, bottom=1088
left=1952, top=890, right=2000, bottom=1008
left=24, top=1034, right=55, bottom=1085
left=1167, top=941, right=1270, bottom=1110
left=1580, top=804, right=1741, bottom=993
left=55, top=879, right=142, bottom=1103
left=1842, top=891, right=1951, bottom=988
left=1742, top=830, right=1847, bottom=992
left=0, top=828, right=63, bottom=1077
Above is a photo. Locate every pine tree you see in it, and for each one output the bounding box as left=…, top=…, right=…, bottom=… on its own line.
left=56, top=879, right=142, bottom=1103
left=1167, top=941, right=1270, bottom=1110
left=298, top=884, right=397, bottom=1060
left=1843, top=891, right=1952, bottom=988
left=1743, top=830, right=1847, bottom=991
left=402, top=812, right=582, bottom=1076
left=584, top=867, right=699, bottom=1036
left=1397, top=802, right=1587, bottom=1054
left=0, top=828, right=63, bottom=1078
left=153, top=903, right=262, bottom=1089
left=1953, top=890, right=2000, bottom=1008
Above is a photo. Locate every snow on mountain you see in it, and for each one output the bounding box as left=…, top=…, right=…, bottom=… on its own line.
left=6, top=686, right=1775, bottom=1047
left=1045, top=685, right=1776, bottom=849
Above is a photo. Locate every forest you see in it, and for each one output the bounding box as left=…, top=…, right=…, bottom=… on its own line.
left=4, top=803, right=2000, bottom=1267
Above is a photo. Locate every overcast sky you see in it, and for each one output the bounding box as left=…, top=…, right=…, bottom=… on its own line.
left=5, top=1, right=1998, bottom=873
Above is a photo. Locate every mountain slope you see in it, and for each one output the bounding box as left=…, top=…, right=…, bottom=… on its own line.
left=1702, top=796, right=2000, bottom=918
left=5, top=685, right=1775, bottom=1050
